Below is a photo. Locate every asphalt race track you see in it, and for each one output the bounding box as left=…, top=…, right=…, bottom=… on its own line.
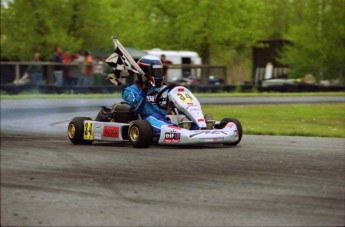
left=1, top=97, right=344, bottom=226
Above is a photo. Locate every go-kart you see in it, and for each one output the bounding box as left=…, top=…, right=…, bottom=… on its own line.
left=67, top=85, right=242, bottom=148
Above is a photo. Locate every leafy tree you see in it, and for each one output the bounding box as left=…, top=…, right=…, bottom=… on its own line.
left=112, top=0, right=270, bottom=82
left=1, top=0, right=79, bottom=60
left=279, top=0, right=345, bottom=82
left=1, top=0, right=270, bottom=63
left=129, top=0, right=270, bottom=65
left=262, top=0, right=292, bottom=40
left=1, top=0, right=343, bottom=84
left=0, top=0, right=116, bottom=60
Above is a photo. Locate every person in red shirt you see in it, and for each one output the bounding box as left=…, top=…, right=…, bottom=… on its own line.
left=62, top=51, right=72, bottom=85
left=83, top=50, right=94, bottom=85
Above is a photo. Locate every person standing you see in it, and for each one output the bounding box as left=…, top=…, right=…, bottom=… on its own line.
left=72, top=53, right=84, bottom=84
left=70, top=52, right=83, bottom=86
left=28, top=52, right=43, bottom=87
left=83, top=50, right=94, bottom=85
left=93, top=57, right=105, bottom=85
left=52, top=47, right=63, bottom=86
left=160, top=54, right=172, bottom=82
left=62, top=51, right=72, bottom=85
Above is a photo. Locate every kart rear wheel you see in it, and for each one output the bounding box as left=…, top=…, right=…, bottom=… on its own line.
left=68, top=117, right=93, bottom=145
left=220, top=118, right=243, bottom=145
left=128, top=120, right=153, bottom=148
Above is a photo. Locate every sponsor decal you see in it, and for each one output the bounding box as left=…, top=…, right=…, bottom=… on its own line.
left=147, top=91, right=167, bottom=104
left=189, top=130, right=228, bottom=139
left=94, top=133, right=102, bottom=140
left=198, top=119, right=205, bottom=122
left=200, top=138, right=224, bottom=142
left=163, top=130, right=181, bottom=143
left=103, top=126, right=119, bottom=138
left=178, top=88, right=184, bottom=92
left=167, top=125, right=182, bottom=130
left=190, top=107, right=201, bottom=112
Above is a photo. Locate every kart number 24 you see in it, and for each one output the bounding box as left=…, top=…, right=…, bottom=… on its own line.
left=84, top=122, right=93, bottom=140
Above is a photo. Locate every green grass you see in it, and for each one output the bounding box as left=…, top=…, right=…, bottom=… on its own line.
left=1, top=91, right=344, bottom=138
left=1, top=91, right=344, bottom=99
left=203, top=103, right=345, bottom=138
left=197, top=92, right=345, bottom=97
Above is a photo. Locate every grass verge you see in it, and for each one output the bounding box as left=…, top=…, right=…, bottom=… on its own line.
left=1, top=91, right=344, bottom=138
left=1, top=91, right=344, bottom=99
left=203, top=103, right=345, bottom=138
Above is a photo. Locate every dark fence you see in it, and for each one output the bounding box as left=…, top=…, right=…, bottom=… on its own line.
left=1, top=61, right=344, bottom=94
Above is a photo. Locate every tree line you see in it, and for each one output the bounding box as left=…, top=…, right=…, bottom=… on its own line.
left=1, top=0, right=344, bottom=82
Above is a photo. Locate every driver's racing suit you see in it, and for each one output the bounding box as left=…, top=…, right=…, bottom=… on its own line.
left=122, top=83, right=172, bottom=133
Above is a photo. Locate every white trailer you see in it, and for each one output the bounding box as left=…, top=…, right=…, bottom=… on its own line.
left=146, top=48, right=202, bottom=82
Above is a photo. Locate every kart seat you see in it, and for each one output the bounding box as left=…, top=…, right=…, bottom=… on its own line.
left=96, top=102, right=138, bottom=123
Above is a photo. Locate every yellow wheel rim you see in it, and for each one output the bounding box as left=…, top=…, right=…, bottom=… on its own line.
left=68, top=124, right=76, bottom=139
left=130, top=126, right=139, bottom=142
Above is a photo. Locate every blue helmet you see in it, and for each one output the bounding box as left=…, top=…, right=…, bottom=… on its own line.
left=137, top=55, right=163, bottom=87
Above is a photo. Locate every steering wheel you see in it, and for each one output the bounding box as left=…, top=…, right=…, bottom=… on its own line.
left=155, top=84, right=178, bottom=110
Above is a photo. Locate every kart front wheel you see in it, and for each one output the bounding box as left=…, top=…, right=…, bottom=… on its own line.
left=68, top=117, right=93, bottom=145
left=128, top=120, right=153, bottom=148
left=220, top=118, right=243, bottom=145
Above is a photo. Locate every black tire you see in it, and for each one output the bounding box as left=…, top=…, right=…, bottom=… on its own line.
left=220, top=118, right=243, bottom=145
left=128, top=120, right=153, bottom=148
left=68, top=117, right=93, bottom=145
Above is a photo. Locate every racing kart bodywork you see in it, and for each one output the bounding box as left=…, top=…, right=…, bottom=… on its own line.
left=68, top=85, right=242, bottom=148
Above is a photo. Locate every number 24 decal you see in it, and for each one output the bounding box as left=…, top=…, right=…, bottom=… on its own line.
left=84, top=122, right=93, bottom=140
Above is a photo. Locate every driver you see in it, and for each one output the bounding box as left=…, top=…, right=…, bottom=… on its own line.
left=122, top=55, right=172, bottom=134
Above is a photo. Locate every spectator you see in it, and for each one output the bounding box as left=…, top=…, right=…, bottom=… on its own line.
left=69, top=53, right=82, bottom=86
left=82, top=50, right=94, bottom=85
left=62, top=51, right=72, bottom=85
left=28, top=52, right=43, bottom=87
left=74, top=52, right=86, bottom=87
left=93, top=57, right=105, bottom=85
left=52, top=47, right=63, bottom=86
left=160, top=54, right=172, bottom=82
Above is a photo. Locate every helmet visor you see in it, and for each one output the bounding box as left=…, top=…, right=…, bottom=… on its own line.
left=152, top=65, right=163, bottom=87
left=152, top=65, right=163, bottom=78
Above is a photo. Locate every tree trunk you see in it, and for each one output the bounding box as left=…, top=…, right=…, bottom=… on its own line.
left=200, top=37, right=210, bottom=85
